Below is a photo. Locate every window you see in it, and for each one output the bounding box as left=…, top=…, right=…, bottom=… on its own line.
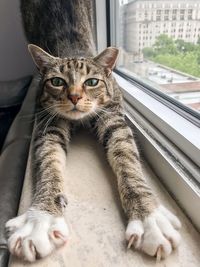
left=188, top=9, right=193, bottom=14
left=114, top=0, right=200, bottom=115
left=156, top=10, right=161, bottom=15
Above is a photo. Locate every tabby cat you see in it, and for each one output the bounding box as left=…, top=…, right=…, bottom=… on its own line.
left=5, top=0, right=181, bottom=262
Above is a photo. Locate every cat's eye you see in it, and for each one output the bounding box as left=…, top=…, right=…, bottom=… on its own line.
left=84, top=78, right=99, bottom=87
left=51, top=77, right=65, bottom=87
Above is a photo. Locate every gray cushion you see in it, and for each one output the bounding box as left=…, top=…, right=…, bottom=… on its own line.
left=0, top=76, right=32, bottom=108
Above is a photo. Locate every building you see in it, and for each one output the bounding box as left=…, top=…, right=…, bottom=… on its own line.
left=121, top=0, right=200, bottom=54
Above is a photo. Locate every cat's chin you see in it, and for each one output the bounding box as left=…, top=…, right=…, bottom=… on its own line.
left=63, top=110, right=91, bottom=121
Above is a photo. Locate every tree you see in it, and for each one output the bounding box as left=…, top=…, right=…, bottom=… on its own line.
left=175, top=39, right=186, bottom=53
left=175, top=39, right=196, bottom=53
left=197, top=37, right=200, bottom=45
left=142, top=47, right=155, bottom=58
left=153, top=34, right=177, bottom=55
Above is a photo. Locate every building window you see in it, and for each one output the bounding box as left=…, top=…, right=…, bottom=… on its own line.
left=156, top=10, right=161, bottom=15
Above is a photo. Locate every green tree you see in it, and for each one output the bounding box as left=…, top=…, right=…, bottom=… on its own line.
left=142, top=34, right=200, bottom=77
left=142, top=47, right=155, bottom=58
left=153, top=34, right=177, bottom=55
left=175, top=39, right=196, bottom=53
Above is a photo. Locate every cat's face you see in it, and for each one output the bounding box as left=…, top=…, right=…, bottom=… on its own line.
left=28, top=45, right=119, bottom=120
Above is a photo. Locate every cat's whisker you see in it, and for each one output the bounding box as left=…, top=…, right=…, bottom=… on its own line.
left=98, top=107, right=113, bottom=114
left=91, top=110, right=107, bottom=126
left=34, top=113, right=51, bottom=133
left=42, top=112, right=57, bottom=135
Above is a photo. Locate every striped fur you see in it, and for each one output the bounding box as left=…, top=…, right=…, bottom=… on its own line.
left=31, top=114, right=71, bottom=215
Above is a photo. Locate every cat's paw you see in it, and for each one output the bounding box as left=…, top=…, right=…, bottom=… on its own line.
left=125, top=205, right=181, bottom=260
left=5, top=209, right=69, bottom=262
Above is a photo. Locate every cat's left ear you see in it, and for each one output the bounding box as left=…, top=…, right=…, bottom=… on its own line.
left=28, top=44, right=57, bottom=73
left=94, top=47, right=119, bottom=76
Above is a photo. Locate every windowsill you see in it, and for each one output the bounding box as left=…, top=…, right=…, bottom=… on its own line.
left=9, top=129, right=200, bottom=267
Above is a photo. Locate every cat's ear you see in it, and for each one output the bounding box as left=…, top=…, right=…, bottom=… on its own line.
left=28, top=44, right=56, bottom=73
left=94, top=47, right=119, bottom=76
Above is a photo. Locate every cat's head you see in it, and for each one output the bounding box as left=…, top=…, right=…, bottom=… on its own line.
left=28, top=44, right=119, bottom=120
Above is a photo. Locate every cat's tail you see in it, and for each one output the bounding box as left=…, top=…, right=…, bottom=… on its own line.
left=20, top=0, right=97, bottom=57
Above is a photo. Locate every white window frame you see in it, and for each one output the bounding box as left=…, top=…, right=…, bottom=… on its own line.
left=96, top=0, right=200, bottom=231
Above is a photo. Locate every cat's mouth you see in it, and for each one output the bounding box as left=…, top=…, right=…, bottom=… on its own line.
left=70, top=106, right=84, bottom=113
left=71, top=106, right=79, bottom=112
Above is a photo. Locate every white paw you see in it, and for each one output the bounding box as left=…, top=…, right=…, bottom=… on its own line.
left=125, top=205, right=181, bottom=260
left=5, top=209, right=69, bottom=262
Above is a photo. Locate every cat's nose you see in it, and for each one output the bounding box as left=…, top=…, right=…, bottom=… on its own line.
left=68, top=94, right=82, bottom=105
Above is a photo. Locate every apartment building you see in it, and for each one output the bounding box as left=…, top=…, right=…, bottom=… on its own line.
left=121, top=0, right=200, bottom=53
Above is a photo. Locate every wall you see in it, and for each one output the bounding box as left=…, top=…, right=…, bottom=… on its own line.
left=0, top=0, right=34, bottom=81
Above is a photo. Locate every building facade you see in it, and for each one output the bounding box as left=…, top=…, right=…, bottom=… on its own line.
left=122, top=0, right=200, bottom=54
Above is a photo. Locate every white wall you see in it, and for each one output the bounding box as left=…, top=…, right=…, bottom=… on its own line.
left=0, top=0, right=34, bottom=81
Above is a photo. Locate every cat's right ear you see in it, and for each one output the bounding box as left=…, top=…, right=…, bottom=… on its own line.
left=28, top=44, right=56, bottom=73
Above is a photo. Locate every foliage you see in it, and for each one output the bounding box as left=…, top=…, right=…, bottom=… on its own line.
left=143, top=47, right=155, bottom=58
left=143, top=34, right=200, bottom=77
left=153, top=34, right=177, bottom=55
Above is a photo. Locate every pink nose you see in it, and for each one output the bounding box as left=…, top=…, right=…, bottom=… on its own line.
left=68, top=94, right=82, bottom=105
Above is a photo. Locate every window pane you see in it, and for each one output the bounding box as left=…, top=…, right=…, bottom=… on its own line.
left=117, top=0, right=200, bottom=113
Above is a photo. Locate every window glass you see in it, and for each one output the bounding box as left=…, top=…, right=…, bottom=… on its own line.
left=118, top=0, right=200, bottom=113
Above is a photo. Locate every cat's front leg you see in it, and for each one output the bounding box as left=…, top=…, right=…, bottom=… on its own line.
left=5, top=118, right=71, bottom=262
left=95, top=113, right=181, bottom=260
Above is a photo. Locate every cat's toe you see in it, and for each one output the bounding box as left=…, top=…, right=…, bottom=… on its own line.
left=126, top=205, right=181, bottom=260
left=49, top=217, right=69, bottom=247
left=125, top=220, right=144, bottom=249
left=5, top=214, right=27, bottom=237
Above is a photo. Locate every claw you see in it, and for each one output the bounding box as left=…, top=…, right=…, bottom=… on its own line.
left=127, top=234, right=135, bottom=249
left=167, top=237, right=176, bottom=249
left=156, top=245, right=162, bottom=262
left=29, top=240, right=36, bottom=259
left=53, top=230, right=67, bottom=243
left=14, top=238, right=22, bottom=257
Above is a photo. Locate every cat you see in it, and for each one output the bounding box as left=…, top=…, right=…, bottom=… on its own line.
left=5, top=0, right=181, bottom=262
